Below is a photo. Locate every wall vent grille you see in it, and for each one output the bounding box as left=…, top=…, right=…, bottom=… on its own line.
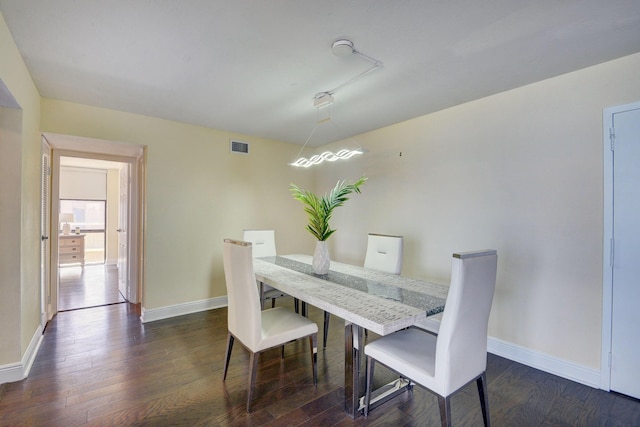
left=230, top=140, right=249, bottom=155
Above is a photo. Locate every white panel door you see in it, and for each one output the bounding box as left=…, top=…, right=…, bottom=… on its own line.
left=610, top=106, right=640, bottom=399
left=118, top=165, right=129, bottom=300
left=41, top=138, right=51, bottom=325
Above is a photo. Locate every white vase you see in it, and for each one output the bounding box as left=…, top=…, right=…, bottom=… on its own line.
left=312, top=240, right=330, bottom=275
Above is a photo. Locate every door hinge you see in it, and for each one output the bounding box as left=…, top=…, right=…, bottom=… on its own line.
left=610, top=237, right=614, bottom=267
left=609, top=127, right=615, bottom=151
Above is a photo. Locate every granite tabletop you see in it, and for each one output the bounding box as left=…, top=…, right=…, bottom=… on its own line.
left=253, top=255, right=448, bottom=336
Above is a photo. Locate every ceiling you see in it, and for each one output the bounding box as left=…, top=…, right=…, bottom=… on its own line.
left=2, top=1, right=639, bottom=147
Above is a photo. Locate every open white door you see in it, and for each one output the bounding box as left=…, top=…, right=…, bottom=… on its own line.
left=603, top=101, right=640, bottom=399
left=41, top=137, right=52, bottom=325
left=118, top=164, right=130, bottom=300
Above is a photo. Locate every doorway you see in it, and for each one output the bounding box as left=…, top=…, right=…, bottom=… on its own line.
left=601, top=101, right=640, bottom=400
left=42, top=133, right=145, bottom=320
left=57, top=157, right=128, bottom=311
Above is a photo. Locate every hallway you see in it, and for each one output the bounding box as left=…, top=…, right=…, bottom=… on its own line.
left=58, top=264, right=126, bottom=311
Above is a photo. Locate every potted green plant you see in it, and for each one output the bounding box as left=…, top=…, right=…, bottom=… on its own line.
left=290, top=176, right=367, bottom=274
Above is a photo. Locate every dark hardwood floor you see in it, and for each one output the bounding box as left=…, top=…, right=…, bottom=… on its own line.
left=1, top=299, right=639, bottom=426
left=59, top=264, right=125, bottom=311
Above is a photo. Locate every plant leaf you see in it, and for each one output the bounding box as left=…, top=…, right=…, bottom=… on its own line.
left=290, top=176, right=367, bottom=241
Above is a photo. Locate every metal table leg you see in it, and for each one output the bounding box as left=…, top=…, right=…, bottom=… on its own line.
left=344, top=322, right=363, bottom=417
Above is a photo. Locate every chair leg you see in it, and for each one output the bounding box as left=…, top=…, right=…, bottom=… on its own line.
left=247, top=351, right=259, bottom=412
left=223, top=333, right=234, bottom=380
left=294, top=298, right=299, bottom=313
left=271, top=298, right=276, bottom=308
left=364, top=356, right=375, bottom=417
left=437, top=395, right=452, bottom=427
left=258, top=281, right=265, bottom=310
left=309, top=333, right=318, bottom=385
left=477, top=372, right=490, bottom=427
left=323, top=311, right=330, bottom=348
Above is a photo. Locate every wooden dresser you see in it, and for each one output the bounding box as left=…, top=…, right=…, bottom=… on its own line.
left=59, top=234, right=85, bottom=266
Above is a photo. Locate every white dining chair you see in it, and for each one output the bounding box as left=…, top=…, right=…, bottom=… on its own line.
left=243, top=229, right=288, bottom=310
left=222, top=239, right=318, bottom=412
left=323, top=233, right=404, bottom=347
left=363, top=233, right=404, bottom=274
left=364, top=249, right=498, bottom=427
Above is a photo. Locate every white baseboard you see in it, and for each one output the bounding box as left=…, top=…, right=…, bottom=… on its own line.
left=140, top=296, right=228, bottom=323
left=0, top=325, right=44, bottom=385
left=0, top=362, right=23, bottom=385
left=488, top=336, right=601, bottom=388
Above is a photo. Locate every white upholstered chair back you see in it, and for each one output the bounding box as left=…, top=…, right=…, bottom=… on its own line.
left=223, top=239, right=263, bottom=350
left=434, top=250, right=497, bottom=396
left=243, top=229, right=277, bottom=258
left=363, top=233, right=403, bottom=275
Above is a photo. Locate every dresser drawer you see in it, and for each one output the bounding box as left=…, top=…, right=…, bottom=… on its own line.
left=59, top=253, right=83, bottom=263
left=59, top=234, right=85, bottom=265
left=60, top=237, right=84, bottom=247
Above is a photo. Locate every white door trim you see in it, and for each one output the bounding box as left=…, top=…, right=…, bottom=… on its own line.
left=46, top=135, right=145, bottom=315
left=601, top=100, right=640, bottom=390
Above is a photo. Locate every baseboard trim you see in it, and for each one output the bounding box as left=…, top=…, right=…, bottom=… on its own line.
left=140, top=296, right=228, bottom=323
left=0, top=363, right=22, bottom=385
left=488, top=336, right=601, bottom=388
left=0, top=325, right=44, bottom=385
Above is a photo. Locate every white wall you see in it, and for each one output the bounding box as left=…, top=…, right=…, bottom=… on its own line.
left=314, top=53, right=640, bottom=374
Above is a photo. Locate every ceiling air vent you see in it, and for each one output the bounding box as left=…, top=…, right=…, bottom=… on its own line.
left=230, top=140, right=249, bottom=155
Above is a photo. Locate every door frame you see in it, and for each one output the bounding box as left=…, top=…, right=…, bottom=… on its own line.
left=44, top=133, right=145, bottom=316
left=601, top=100, right=640, bottom=390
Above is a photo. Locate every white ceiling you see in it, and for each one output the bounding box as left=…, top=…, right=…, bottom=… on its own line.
left=2, top=1, right=639, bottom=147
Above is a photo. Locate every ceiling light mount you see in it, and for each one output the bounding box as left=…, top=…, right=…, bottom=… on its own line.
left=313, top=92, right=334, bottom=109
left=331, top=39, right=355, bottom=57
left=315, top=39, right=384, bottom=105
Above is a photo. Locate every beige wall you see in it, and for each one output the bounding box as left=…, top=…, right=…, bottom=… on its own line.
left=315, top=53, right=640, bottom=370
left=0, top=104, right=22, bottom=365
left=0, top=11, right=42, bottom=367
left=40, top=99, right=315, bottom=310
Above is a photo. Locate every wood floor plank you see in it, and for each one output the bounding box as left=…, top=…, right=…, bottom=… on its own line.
left=2, top=285, right=640, bottom=425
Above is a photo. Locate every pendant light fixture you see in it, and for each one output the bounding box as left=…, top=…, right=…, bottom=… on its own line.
left=290, top=39, right=383, bottom=168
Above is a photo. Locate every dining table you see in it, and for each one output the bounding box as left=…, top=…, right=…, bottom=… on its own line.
left=253, top=254, right=449, bottom=418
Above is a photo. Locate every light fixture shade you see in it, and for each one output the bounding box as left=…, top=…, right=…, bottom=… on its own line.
left=60, top=213, right=75, bottom=223
left=60, top=212, right=74, bottom=235
left=290, top=149, right=362, bottom=168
